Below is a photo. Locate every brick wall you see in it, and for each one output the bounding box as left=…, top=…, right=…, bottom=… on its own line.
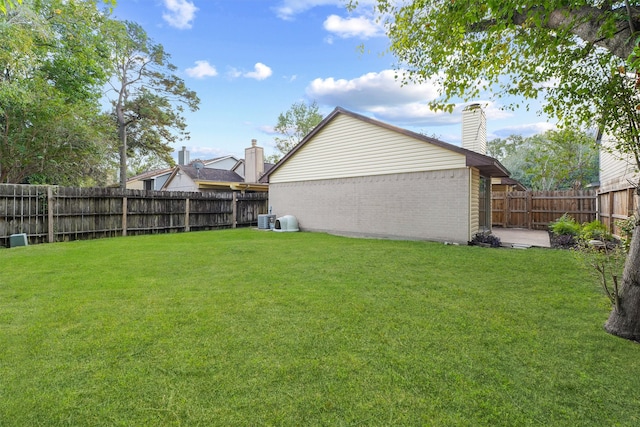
left=268, top=169, right=472, bottom=242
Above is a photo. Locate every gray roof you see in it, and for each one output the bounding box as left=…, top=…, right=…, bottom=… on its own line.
left=179, top=165, right=243, bottom=182
left=263, top=107, right=510, bottom=181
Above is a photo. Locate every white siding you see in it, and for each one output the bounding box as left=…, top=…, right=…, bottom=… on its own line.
left=600, top=135, right=638, bottom=192
left=270, top=114, right=466, bottom=183
left=469, top=168, right=480, bottom=238
left=163, top=173, right=198, bottom=192
left=462, top=106, right=487, bottom=155
left=205, top=157, right=238, bottom=170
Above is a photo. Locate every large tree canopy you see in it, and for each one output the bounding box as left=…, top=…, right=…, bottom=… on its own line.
left=0, top=0, right=116, bottom=185
left=361, top=1, right=637, bottom=131
left=355, top=1, right=640, bottom=340
left=488, top=129, right=599, bottom=190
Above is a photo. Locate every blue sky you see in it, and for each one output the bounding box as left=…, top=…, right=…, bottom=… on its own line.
left=111, top=0, right=555, bottom=161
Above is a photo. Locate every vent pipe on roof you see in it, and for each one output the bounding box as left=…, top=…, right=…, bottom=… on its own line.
left=178, top=146, right=190, bottom=166
left=462, top=103, right=487, bottom=155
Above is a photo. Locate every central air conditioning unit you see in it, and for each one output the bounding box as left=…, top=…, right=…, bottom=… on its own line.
left=273, top=215, right=299, bottom=232
left=258, top=214, right=276, bottom=230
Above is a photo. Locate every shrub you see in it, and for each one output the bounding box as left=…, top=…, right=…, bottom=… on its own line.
left=550, top=213, right=581, bottom=236
left=615, top=214, right=637, bottom=252
left=469, top=232, right=502, bottom=248
left=579, top=220, right=611, bottom=242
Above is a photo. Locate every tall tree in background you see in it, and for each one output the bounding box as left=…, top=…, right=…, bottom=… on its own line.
left=267, top=101, right=323, bottom=163
left=105, top=20, right=199, bottom=188
left=0, top=0, right=115, bottom=185
left=488, top=130, right=599, bottom=190
left=354, top=1, right=640, bottom=340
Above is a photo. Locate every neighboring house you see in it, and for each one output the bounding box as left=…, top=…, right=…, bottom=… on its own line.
left=598, top=133, right=639, bottom=233
left=262, top=105, right=510, bottom=243
left=598, top=133, right=638, bottom=194
left=127, top=168, right=173, bottom=191
left=161, top=140, right=270, bottom=192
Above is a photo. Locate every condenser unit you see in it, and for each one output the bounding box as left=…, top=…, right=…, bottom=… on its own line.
left=258, top=214, right=276, bottom=230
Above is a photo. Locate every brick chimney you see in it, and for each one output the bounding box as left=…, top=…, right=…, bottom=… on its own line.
left=244, top=139, right=264, bottom=183
left=178, top=146, right=190, bottom=166
left=461, top=104, right=487, bottom=155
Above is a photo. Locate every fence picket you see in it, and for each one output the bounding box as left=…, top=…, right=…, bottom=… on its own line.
left=0, top=184, right=268, bottom=247
left=492, top=190, right=597, bottom=230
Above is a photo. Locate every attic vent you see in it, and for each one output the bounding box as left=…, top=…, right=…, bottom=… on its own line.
left=258, top=214, right=276, bottom=230
left=273, top=215, right=299, bottom=232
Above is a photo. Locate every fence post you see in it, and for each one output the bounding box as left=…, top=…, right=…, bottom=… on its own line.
left=185, top=197, right=190, bottom=232
left=122, top=196, right=128, bottom=236
left=609, top=192, right=615, bottom=232
left=526, top=191, right=533, bottom=229
left=232, top=192, right=237, bottom=228
left=47, top=186, right=54, bottom=243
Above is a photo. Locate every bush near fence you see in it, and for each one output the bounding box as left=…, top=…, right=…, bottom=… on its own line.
left=0, top=184, right=268, bottom=247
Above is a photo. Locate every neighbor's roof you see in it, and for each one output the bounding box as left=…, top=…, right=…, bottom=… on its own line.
left=261, top=107, right=510, bottom=182
left=127, top=167, right=173, bottom=182
left=179, top=165, right=243, bottom=182
left=164, top=165, right=268, bottom=191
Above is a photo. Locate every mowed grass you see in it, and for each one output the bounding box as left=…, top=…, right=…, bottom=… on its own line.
left=1, top=229, right=639, bottom=426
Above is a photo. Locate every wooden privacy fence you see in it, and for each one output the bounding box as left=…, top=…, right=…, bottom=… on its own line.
left=492, top=190, right=597, bottom=230
left=0, top=184, right=269, bottom=247
left=598, top=187, right=638, bottom=236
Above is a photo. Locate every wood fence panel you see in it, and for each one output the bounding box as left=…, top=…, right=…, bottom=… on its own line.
left=597, top=188, right=638, bottom=236
left=491, top=192, right=505, bottom=227
left=0, top=184, right=268, bottom=247
left=492, top=190, right=597, bottom=230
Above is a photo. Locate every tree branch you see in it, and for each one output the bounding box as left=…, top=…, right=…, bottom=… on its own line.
left=471, top=5, right=637, bottom=60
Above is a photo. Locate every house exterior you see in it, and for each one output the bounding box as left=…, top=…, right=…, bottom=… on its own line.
left=598, top=133, right=639, bottom=234
left=160, top=140, right=271, bottom=192
left=262, top=106, right=509, bottom=243
left=599, top=133, right=638, bottom=194
left=127, top=168, right=173, bottom=191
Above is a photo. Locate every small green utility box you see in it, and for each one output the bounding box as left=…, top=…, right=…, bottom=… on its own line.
left=9, top=233, right=28, bottom=248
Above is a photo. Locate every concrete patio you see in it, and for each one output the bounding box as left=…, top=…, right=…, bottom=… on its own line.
left=491, top=227, right=551, bottom=248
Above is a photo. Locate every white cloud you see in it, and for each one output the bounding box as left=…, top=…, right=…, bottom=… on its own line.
left=323, top=14, right=383, bottom=39
left=185, top=60, right=218, bottom=79
left=162, top=0, right=198, bottom=30
left=306, top=69, right=439, bottom=110
left=306, top=70, right=522, bottom=130
left=491, top=122, right=556, bottom=139
left=244, top=63, right=273, bottom=80
left=226, top=67, right=243, bottom=79
left=274, top=0, right=344, bottom=20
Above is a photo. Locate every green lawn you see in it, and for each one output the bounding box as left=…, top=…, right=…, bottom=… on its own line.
left=1, top=229, right=639, bottom=426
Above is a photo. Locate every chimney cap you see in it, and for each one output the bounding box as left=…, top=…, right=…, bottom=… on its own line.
left=251, top=139, right=257, bottom=147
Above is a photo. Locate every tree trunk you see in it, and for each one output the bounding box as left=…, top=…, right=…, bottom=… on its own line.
left=117, top=114, right=127, bottom=189
left=604, top=217, right=640, bottom=341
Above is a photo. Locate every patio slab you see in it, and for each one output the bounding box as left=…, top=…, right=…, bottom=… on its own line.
left=491, top=227, right=551, bottom=248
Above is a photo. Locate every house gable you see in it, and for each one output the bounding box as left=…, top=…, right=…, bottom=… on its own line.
left=269, top=112, right=467, bottom=184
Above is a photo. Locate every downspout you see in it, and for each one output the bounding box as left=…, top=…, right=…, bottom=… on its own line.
left=469, top=168, right=473, bottom=242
